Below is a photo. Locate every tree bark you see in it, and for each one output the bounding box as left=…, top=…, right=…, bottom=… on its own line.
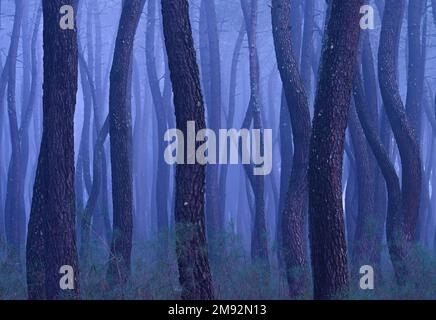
left=26, top=0, right=80, bottom=299
left=308, top=0, right=362, bottom=299
left=161, top=0, right=214, bottom=300
left=271, top=0, right=311, bottom=299
left=378, top=0, right=421, bottom=256
left=107, top=0, right=145, bottom=286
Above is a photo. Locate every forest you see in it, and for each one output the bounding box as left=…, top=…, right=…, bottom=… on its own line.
left=0, top=0, right=435, bottom=300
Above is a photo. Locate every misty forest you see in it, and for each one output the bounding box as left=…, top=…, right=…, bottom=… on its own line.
left=0, top=0, right=436, bottom=300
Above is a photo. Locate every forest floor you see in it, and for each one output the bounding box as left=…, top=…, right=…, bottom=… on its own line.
left=0, top=234, right=435, bottom=300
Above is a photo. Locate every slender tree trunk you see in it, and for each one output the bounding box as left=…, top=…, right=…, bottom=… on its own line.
left=107, top=0, right=145, bottom=287
left=277, top=0, right=301, bottom=270
left=378, top=0, right=421, bottom=272
left=240, top=0, right=269, bottom=269
left=146, top=0, right=170, bottom=258
left=353, top=69, right=407, bottom=284
left=4, top=0, right=24, bottom=267
left=202, top=0, right=223, bottom=261
left=406, top=0, right=425, bottom=138
left=161, top=0, right=215, bottom=300
left=218, top=22, right=245, bottom=244
left=271, top=0, right=311, bottom=299
left=348, top=95, right=376, bottom=272
left=360, top=34, right=386, bottom=273
left=26, top=0, right=80, bottom=299
left=308, top=0, right=362, bottom=299
left=300, top=0, right=314, bottom=98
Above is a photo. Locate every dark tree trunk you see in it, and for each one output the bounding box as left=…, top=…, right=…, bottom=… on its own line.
left=378, top=0, right=421, bottom=268
left=26, top=0, right=80, bottom=300
left=271, top=0, right=311, bottom=299
left=161, top=0, right=214, bottom=300
left=308, top=0, right=362, bottom=300
left=277, top=0, right=301, bottom=270
left=107, top=0, right=145, bottom=286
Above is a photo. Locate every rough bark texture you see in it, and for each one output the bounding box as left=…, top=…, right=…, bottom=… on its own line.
left=161, top=0, right=214, bottom=300
left=271, top=0, right=311, bottom=299
left=26, top=0, right=80, bottom=300
left=107, top=0, right=145, bottom=286
left=378, top=0, right=421, bottom=253
left=308, top=0, right=362, bottom=300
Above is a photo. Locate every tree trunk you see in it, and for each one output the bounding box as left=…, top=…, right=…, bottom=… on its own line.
left=146, top=0, right=170, bottom=258
left=107, top=0, right=145, bottom=286
left=300, top=0, right=314, bottom=98
left=240, top=0, right=269, bottom=269
left=378, top=0, right=421, bottom=272
left=308, top=0, right=362, bottom=299
left=201, top=0, right=223, bottom=262
left=161, top=0, right=215, bottom=300
left=271, top=0, right=311, bottom=299
left=4, top=0, right=24, bottom=268
left=353, top=69, right=407, bottom=285
left=26, top=0, right=80, bottom=299
left=218, top=22, right=245, bottom=247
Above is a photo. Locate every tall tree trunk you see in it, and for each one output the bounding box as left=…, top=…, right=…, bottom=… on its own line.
left=406, top=0, right=425, bottom=138
left=146, top=0, right=170, bottom=258
left=240, top=0, right=269, bottom=269
left=277, top=0, right=302, bottom=270
left=107, top=0, right=145, bottom=286
left=26, top=0, right=80, bottom=299
left=348, top=94, right=376, bottom=272
left=4, top=0, right=24, bottom=267
left=218, top=22, right=245, bottom=245
left=360, top=34, right=386, bottom=274
left=378, top=0, right=421, bottom=280
left=354, top=68, right=408, bottom=285
left=308, top=0, right=362, bottom=299
left=161, top=0, right=215, bottom=300
left=202, top=0, right=223, bottom=261
left=271, top=0, right=311, bottom=299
